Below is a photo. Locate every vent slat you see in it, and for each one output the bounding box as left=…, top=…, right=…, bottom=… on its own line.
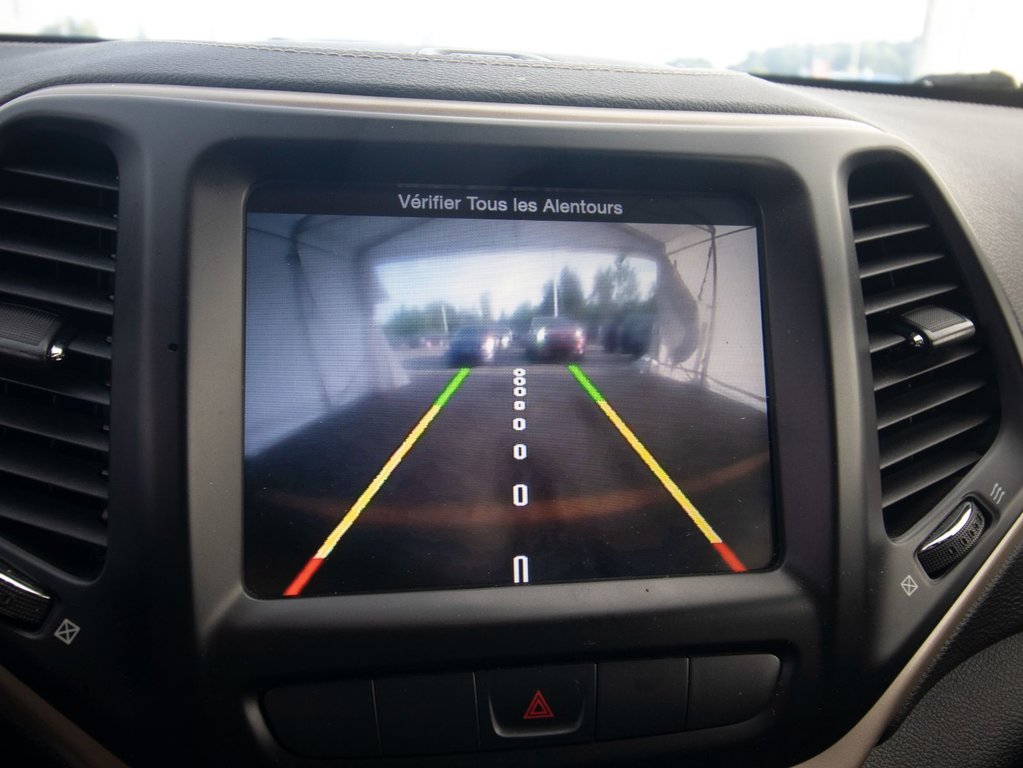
left=853, top=221, right=929, bottom=245
left=0, top=235, right=115, bottom=273
left=66, top=330, right=112, bottom=361
left=0, top=444, right=108, bottom=500
left=0, top=365, right=111, bottom=406
left=3, top=164, right=118, bottom=191
left=879, top=411, right=991, bottom=470
left=849, top=193, right=914, bottom=210
left=0, top=396, right=109, bottom=451
left=0, top=132, right=117, bottom=577
left=863, top=283, right=957, bottom=317
left=0, top=488, right=106, bottom=548
left=0, top=195, right=117, bottom=231
left=0, top=272, right=113, bottom=316
left=876, top=378, right=988, bottom=430
left=859, top=252, right=944, bottom=280
left=869, top=330, right=905, bottom=355
left=881, top=450, right=980, bottom=509
left=873, top=344, right=980, bottom=392
left=850, top=163, right=1000, bottom=537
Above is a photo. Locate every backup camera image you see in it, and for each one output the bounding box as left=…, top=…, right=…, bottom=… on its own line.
left=244, top=195, right=773, bottom=597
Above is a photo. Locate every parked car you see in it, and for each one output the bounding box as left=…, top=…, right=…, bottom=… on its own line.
left=446, top=325, right=497, bottom=366
left=525, top=316, right=586, bottom=360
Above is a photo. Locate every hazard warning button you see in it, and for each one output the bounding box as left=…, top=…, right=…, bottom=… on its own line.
left=523, top=689, right=556, bottom=720
left=477, top=664, right=595, bottom=749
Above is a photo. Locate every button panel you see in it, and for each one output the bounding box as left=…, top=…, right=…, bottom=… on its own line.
left=597, top=658, right=688, bottom=740
left=376, top=673, right=479, bottom=755
left=477, top=664, right=595, bottom=749
left=262, top=654, right=779, bottom=758
left=688, top=654, right=780, bottom=730
left=262, top=679, right=379, bottom=758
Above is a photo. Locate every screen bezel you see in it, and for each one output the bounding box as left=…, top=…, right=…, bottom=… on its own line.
left=184, top=105, right=854, bottom=760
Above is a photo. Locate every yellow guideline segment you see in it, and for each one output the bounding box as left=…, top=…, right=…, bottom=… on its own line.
left=284, top=366, right=472, bottom=596
left=313, top=411, right=435, bottom=558
left=313, top=367, right=472, bottom=560
left=566, top=363, right=723, bottom=546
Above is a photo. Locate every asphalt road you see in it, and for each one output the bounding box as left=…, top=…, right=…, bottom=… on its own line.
left=245, top=348, right=773, bottom=597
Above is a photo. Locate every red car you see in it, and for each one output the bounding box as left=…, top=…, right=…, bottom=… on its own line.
left=526, top=316, right=586, bottom=360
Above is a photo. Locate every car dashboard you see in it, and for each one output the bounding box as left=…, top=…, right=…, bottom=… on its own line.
left=0, top=40, right=1022, bottom=768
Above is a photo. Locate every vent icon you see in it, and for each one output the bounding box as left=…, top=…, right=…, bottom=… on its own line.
left=54, top=618, right=81, bottom=646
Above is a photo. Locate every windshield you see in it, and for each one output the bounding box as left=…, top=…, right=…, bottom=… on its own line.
left=2, top=0, right=1021, bottom=84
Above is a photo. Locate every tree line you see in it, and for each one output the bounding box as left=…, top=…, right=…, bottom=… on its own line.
left=383, top=260, right=655, bottom=344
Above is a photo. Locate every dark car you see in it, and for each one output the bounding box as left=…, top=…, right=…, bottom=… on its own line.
left=446, top=326, right=497, bottom=366
left=525, top=316, right=586, bottom=360
left=602, top=313, right=654, bottom=356
left=619, top=313, right=654, bottom=357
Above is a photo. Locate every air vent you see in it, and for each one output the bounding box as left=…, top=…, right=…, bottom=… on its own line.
left=849, top=163, right=999, bottom=538
left=0, top=129, right=118, bottom=577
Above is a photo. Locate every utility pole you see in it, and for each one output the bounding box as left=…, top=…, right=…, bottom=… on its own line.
left=914, top=0, right=941, bottom=80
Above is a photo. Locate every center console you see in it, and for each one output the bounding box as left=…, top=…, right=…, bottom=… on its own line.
left=188, top=95, right=842, bottom=766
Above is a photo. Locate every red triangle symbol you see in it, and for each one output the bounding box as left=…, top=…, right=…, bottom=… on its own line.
left=522, top=689, right=555, bottom=720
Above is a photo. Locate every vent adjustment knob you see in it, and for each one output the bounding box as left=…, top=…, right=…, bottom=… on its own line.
left=917, top=499, right=986, bottom=578
left=898, top=305, right=975, bottom=349
left=0, top=561, right=51, bottom=629
left=0, top=303, right=67, bottom=364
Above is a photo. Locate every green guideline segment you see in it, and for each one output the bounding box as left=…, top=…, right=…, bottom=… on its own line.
left=567, top=363, right=605, bottom=403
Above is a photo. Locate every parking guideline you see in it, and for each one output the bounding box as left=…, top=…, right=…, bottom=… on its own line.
left=283, top=367, right=473, bottom=596
left=566, top=363, right=747, bottom=573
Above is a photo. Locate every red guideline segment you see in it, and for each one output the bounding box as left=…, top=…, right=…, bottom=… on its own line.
left=713, top=542, right=748, bottom=574
left=284, top=557, right=325, bottom=597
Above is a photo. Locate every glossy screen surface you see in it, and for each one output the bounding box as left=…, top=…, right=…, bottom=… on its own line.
left=244, top=187, right=774, bottom=597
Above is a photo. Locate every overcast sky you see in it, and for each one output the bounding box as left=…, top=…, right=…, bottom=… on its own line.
left=2, top=1, right=1020, bottom=75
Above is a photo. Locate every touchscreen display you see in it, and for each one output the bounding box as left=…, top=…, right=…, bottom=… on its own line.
left=244, top=186, right=773, bottom=597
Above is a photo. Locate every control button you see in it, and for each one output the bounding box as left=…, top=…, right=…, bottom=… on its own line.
left=375, top=673, right=478, bottom=756
left=0, top=562, right=51, bottom=629
left=688, top=654, right=780, bottom=730
left=597, top=658, right=688, bottom=740
left=262, top=679, right=379, bottom=758
left=477, top=664, right=595, bottom=749
left=917, top=499, right=986, bottom=578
